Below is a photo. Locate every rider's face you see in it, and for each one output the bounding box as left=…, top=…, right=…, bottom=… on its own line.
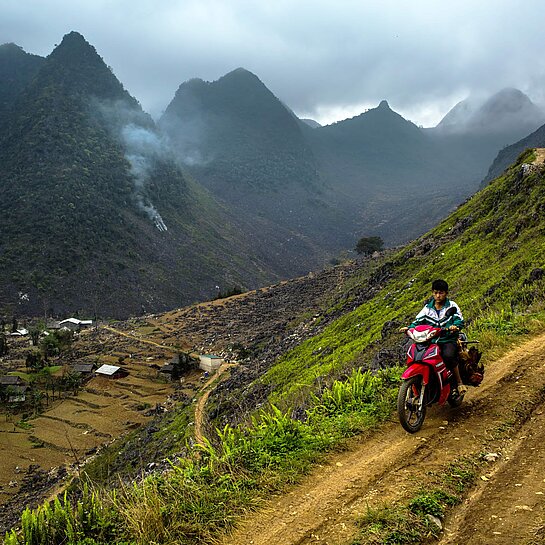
left=432, top=290, right=447, bottom=305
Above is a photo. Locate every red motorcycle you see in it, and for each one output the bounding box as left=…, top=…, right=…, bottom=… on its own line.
left=397, top=323, right=464, bottom=433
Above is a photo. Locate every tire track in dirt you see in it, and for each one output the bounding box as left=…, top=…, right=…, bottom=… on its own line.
left=217, top=332, right=545, bottom=545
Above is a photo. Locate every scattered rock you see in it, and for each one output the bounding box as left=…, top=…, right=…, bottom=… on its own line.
left=426, top=513, right=443, bottom=530
left=483, top=452, right=501, bottom=462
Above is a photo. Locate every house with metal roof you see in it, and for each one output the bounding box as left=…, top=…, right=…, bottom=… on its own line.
left=199, top=354, right=223, bottom=372
left=95, top=364, right=126, bottom=378
left=59, top=318, right=93, bottom=331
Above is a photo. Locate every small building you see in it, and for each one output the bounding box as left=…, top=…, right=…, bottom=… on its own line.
left=59, top=318, right=93, bottom=331
left=46, top=320, right=62, bottom=330
left=8, top=385, right=28, bottom=403
left=199, top=354, right=223, bottom=372
left=72, top=363, right=94, bottom=376
left=0, top=376, right=23, bottom=386
left=159, top=363, right=175, bottom=376
left=10, top=328, right=29, bottom=337
left=0, top=377, right=27, bottom=402
left=95, top=364, right=126, bottom=379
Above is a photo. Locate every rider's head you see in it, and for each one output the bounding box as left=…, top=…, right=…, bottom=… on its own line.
left=431, top=279, right=449, bottom=293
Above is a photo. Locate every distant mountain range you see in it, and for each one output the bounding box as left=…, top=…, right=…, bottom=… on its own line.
left=2, top=31, right=545, bottom=317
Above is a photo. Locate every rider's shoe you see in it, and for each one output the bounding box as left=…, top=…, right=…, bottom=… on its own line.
left=458, top=384, right=468, bottom=395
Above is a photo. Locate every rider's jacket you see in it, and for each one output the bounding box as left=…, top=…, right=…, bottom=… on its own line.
left=409, top=298, right=464, bottom=344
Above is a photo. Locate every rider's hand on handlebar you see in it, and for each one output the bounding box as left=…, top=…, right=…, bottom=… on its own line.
left=449, top=325, right=459, bottom=332
left=399, top=327, right=409, bottom=333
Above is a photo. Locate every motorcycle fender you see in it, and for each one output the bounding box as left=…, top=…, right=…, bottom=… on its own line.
left=401, top=364, right=430, bottom=385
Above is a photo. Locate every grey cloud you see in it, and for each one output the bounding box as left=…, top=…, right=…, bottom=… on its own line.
left=2, top=0, right=545, bottom=126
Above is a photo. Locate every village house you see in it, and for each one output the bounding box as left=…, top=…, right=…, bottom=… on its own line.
left=0, top=376, right=27, bottom=402
left=199, top=354, right=223, bottom=372
left=0, top=375, right=23, bottom=387
left=9, top=328, right=29, bottom=337
left=95, top=364, right=126, bottom=379
left=7, top=385, right=27, bottom=403
left=71, top=363, right=94, bottom=377
left=160, top=353, right=196, bottom=379
left=46, top=319, right=62, bottom=330
left=59, top=318, right=93, bottom=331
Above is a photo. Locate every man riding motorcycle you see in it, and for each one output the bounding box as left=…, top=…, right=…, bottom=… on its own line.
left=400, top=279, right=467, bottom=397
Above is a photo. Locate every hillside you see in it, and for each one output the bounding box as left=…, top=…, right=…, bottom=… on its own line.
left=0, top=43, right=44, bottom=127
left=0, top=33, right=325, bottom=318
left=3, top=149, right=545, bottom=544
left=160, top=68, right=352, bottom=252
left=485, top=123, right=545, bottom=182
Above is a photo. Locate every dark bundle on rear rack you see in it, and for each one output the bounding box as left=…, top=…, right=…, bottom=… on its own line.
left=458, top=336, right=484, bottom=386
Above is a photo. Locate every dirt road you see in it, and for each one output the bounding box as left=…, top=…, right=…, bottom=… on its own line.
left=218, top=332, right=545, bottom=545
left=194, top=362, right=237, bottom=445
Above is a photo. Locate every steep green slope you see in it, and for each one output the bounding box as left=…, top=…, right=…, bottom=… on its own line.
left=485, top=123, right=545, bottom=182
left=259, top=148, right=545, bottom=405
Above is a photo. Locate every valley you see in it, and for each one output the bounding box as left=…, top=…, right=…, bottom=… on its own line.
left=2, top=22, right=545, bottom=545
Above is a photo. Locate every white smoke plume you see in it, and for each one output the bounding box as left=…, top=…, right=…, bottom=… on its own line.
left=94, top=100, right=170, bottom=231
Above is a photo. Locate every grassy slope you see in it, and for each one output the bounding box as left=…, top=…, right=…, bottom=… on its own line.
left=262, top=148, right=545, bottom=406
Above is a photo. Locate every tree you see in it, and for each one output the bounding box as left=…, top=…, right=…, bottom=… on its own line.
left=0, top=333, right=8, bottom=356
left=355, top=236, right=384, bottom=256
left=29, top=328, right=40, bottom=346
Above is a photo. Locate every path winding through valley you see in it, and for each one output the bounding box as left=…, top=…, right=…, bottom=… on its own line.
left=217, top=332, right=545, bottom=545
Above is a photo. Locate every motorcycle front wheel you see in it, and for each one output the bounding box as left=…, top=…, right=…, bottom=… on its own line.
left=397, top=376, right=427, bottom=433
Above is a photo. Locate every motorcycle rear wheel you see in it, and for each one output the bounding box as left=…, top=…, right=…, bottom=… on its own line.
left=398, top=376, right=427, bottom=433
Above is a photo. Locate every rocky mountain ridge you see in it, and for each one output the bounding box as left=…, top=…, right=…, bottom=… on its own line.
left=2, top=31, right=545, bottom=319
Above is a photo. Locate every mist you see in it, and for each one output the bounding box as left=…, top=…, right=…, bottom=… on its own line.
left=3, top=1, right=545, bottom=127
left=93, top=99, right=170, bottom=231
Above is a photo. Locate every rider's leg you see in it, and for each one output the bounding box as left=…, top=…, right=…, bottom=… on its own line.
left=440, top=342, right=468, bottom=394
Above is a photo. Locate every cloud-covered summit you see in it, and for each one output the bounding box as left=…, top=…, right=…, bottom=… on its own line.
left=1, top=1, right=545, bottom=127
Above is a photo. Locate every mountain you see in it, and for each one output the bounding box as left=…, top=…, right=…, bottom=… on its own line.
left=484, top=122, right=545, bottom=182
left=300, top=118, right=321, bottom=128
left=428, top=88, right=545, bottom=192
left=160, top=68, right=320, bottom=193
left=162, top=77, right=544, bottom=249
left=160, top=68, right=352, bottom=251
left=436, top=88, right=545, bottom=135
left=0, top=43, right=44, bottom=127
left=305, top=100, right=478, bottom=244
left=0, top=33, right=308, bottom=317
left=435, top=96, right=478, bottom=130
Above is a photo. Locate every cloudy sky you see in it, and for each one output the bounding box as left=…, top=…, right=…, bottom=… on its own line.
left=2, top=0, right=545, bottom=126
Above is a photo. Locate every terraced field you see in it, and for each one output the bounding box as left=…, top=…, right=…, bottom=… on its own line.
left=0, top=327, right=177, bottom=504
